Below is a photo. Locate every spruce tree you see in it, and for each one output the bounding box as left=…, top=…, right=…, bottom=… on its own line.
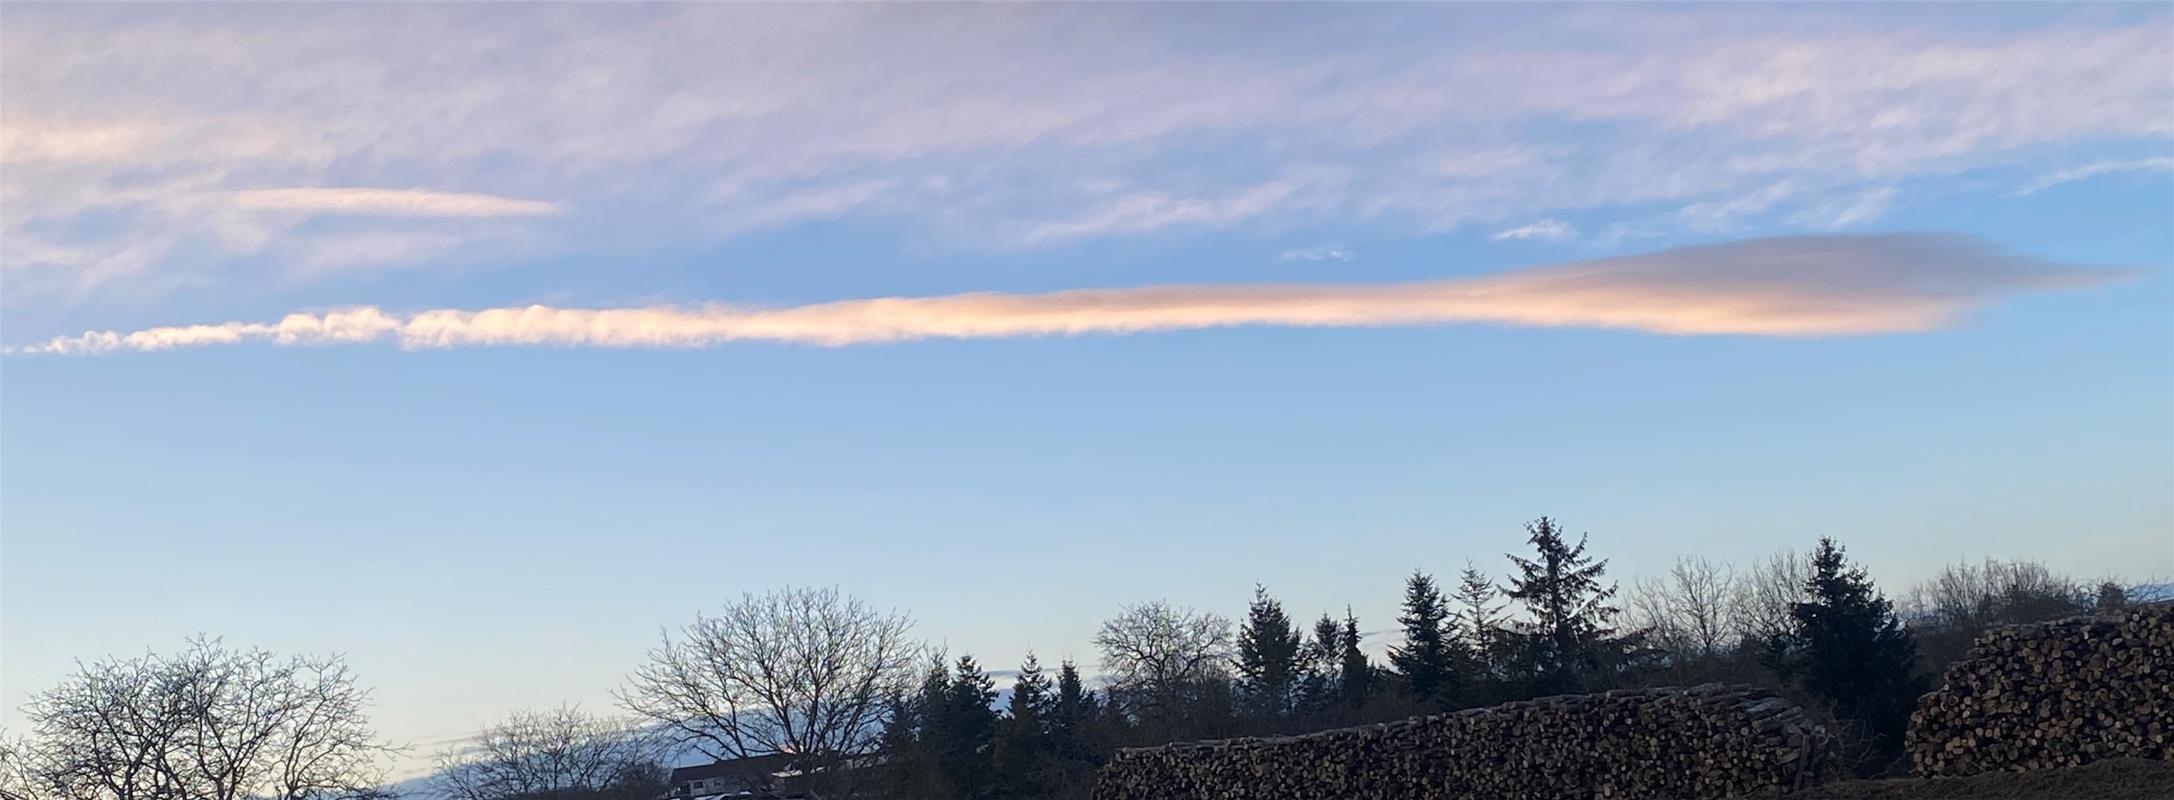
left=1235, top=585, right=1305, bottom=721
left=1504, top=517, right=1630, bottom=694
left=934, top=654, right=999, bottom=798
left=888, top=653, right=954, bottom=797
left=1388, top=571, right=1460, bottom=708
left=1773, top=538, right=1926, bottom=769
left=1453, top=561, right=1506, bottom=688
left=993, top=654, right=1052, bottom=798
left=2095, top=581, right=2129, bottom=612
left=1337, top=609, right=1375, bottom=708
left=876, top=688, right=924, bottom=797
left=1051, top=659, right=1112, bottom=790
left=1296, top=613, right=1342, bottom=717
left=1053, top=659, right=1090, bottom=740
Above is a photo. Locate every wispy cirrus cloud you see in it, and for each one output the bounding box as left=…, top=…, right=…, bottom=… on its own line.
left=225, top=188, right=560, bottom=218
left=1, top=6, right=2166, bottom=306
left=1791, top=187, right=1898, bottom=230
left=2009, top=157, right=2174, bottom=196
left=1492, top=219, right=1577, bottom=241
left=13, top=235, right=2117, bottom=356
left=1279, top=246, right=1354, bottom=263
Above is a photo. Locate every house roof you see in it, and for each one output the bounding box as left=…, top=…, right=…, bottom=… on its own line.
left=668, top=754, right=799, bottom=784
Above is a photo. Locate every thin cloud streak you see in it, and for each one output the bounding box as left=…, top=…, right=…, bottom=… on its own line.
left=226, top=188, right=561, bottom=217
left=2009, top=158, right=2174, bottom=196
left=12, top=235, right=2118, bottom=356
left=1492, top=220, right=1576, bottom=241
left=1279, top=246, right=1354, bottom=263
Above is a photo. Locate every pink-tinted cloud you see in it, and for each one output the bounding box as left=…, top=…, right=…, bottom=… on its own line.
left=14, top=234, right=2117, bottom=356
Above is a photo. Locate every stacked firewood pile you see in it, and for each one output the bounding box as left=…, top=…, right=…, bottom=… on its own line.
left=1091, top=684, right=1835, bottom=800
left=1908, top=601, right=2173, bottom=777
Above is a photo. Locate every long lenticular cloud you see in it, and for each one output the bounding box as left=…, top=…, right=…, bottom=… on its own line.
left=11, top=235, right=2119, bottom=356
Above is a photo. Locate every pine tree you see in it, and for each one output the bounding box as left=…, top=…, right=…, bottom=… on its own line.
left=993, top=654, right=1053, bottom=798
left=1773, top=538, right=1926, bottom=770
left=1388, top=571, right=1460, bottom=708
left=1337, top=609, right=1375, bottom=709
left=1235, top=585, right=1305, bottom=721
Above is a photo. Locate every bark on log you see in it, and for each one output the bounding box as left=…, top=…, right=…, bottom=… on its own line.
left=1090, top=684, right=1837, bottom=800
left=1907, top=601, right=2174, bottom=778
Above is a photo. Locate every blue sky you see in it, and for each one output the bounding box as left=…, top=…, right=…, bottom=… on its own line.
left=2, top=3, right=2170, bottom=775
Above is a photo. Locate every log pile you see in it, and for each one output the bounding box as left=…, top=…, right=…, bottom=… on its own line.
left=1091, top=684, right=1836, bottom=800
left=1907, top=601, right=2174, bottom=777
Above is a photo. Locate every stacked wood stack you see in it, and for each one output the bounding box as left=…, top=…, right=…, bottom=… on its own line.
left=1908, top=601, right=2174, bottom=777
left=1091, top=684, right=1835, bottom=800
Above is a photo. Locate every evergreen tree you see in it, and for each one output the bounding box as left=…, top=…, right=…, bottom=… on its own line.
left=1052, top=659, right=1091, bottom=741
left=2095, top=581, right=2129, bottom=612
left=993, top=654, right=1053, bottom=798
left=883, top=653, right=955, bottom=798
left=1503, top=517, right=1631, bottom=694
left=1337, top=609, right=1375, bottom=708
left=1453, top=561, right=1506, bottom=678
left=1295, top=613, right=1342, bottom=718
left=875, top=687, right=922, bottom=795
left=1388, top=571, right=1460, bottom=708
left=1772, top=538, right=1926, bottom=770
left=1050, top=659, right=1114, bottom=791
left=1235, top=585, right=1305, bottom=722
left=929, top=654, right=999, bottom=798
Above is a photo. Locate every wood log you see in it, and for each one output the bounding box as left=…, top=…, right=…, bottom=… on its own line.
left=1090, top=684, right=1838, bottom=800
left=1907, top=602, right=2173, bottom=778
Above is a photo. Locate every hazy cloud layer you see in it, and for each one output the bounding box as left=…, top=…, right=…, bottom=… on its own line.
left=3, top=6, right=2167, bottom=302
left=15, top=235, right=2115, bottom=356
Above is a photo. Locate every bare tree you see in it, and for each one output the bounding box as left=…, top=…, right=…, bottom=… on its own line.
left=13, top=639, right=393, bottom=800
left=2, top=735, right=45, bottom=800
left=1903, top=558, right=2085, bottom=629
left=1094, top=601, right=1233, bottom=733
left=1733, top=550, right=1809, bottom=646
left=434, top=707, right=666, bottom=800
left=618, top=587, right=917, bottom=775
left=1630, top=557, right=1737, bottom=659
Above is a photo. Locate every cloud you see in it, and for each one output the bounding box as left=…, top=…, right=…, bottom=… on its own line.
left=225, top=188, right=561, bottom=217
left=1492, top=219, right=1577, bottom=241
left=1791, top=187, right=1898, bottom=230
left=1018, top=179, right=1307, bottom=245
left=2, top=6, right=2166, bottom=301
left=1677, top=181, right=1799, bottom=232
left=1278, top=246, right=1354, bottom=262
left=2009, top=157, right=2174, bottom=196
left=13, top=235, right=2116, bottom=356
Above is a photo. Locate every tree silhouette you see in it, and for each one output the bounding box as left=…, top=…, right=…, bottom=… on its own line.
left=1235, top=586, right=1305, bottom=722
left=1771, top=538, right=1926, bottom=772
left=1503, top=517, right=1634, bottom=694
left=1388, top=571, right=1460, bottom=708
left=993, top=654, right=1054, bottom=798
left=1337, top=610, right=1375, bottom=709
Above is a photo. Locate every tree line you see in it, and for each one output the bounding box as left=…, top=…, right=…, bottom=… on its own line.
left=4, top=518, right=2162, bottom=800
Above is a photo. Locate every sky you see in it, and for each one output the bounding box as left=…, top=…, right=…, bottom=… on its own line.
left=3, top=2, right=2171, bottom=777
